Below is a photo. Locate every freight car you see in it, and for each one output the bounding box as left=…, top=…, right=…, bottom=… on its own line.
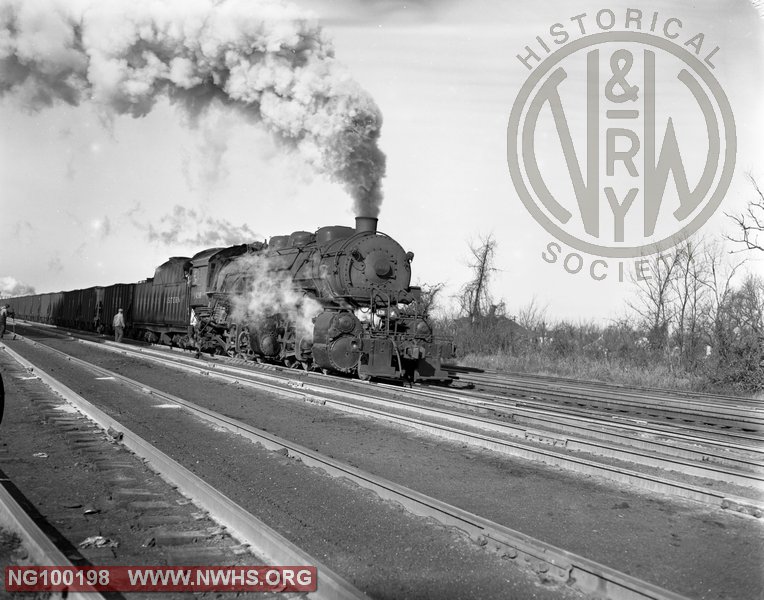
left=5, top=218, right=455, bottom=383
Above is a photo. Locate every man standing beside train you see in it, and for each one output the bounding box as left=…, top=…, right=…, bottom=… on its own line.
left=113, top=308, right=125, bottom=343
left=189, top=308, right=201, bottom=358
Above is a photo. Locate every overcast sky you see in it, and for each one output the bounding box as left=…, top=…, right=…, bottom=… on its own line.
left=1, top=0, right=762, bottom=323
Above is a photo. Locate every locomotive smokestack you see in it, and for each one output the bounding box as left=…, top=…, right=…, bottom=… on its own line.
left=355, top=217, right=378, bottom=234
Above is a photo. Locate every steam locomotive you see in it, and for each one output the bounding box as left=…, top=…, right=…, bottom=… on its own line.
left=7, top=217, right=455, bottom=382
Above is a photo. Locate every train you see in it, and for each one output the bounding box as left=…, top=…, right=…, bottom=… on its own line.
left=5, top=217, right=455, bottom=382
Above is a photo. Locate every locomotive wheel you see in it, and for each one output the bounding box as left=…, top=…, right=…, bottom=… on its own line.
left=226, top=324, right=237, bottom=357
left=235, top=326, right=251, bottom=358
left=326, top=335, right=361, bottom=372
left=223, top=323, right=238, bottom=358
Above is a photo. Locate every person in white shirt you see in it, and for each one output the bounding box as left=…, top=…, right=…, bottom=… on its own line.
left=189, top=308, right=201, bottom=358
left=112, top=308, right=125, bottom=343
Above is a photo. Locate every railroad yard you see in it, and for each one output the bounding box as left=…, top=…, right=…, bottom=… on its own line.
left=1, top=1, right=762, bottom=598
left=0, top=321, right=761, bottom=600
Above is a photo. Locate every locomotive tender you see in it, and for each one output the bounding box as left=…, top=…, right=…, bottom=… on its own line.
left=8, top=218, right=455, bottom=382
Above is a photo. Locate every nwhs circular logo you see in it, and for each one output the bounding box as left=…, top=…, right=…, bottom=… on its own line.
left=508, top=14, right=736, bottom=261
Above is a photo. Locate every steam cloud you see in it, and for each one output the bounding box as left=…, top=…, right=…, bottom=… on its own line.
left=228, top=254, right=322, bottom=341
left=0, top=0, right=386, bottom=216
left=147, top=205, right=259, bottom=246
left=0, top=276, right=35, bottom=297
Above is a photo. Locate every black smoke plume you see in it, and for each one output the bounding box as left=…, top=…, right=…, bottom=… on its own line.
left=0, top=0, right=386, bottom=216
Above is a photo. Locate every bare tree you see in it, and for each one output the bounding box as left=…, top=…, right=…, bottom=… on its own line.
left=711, top=273, right=764, bottom=389
left=630, top=240, right=748, bottom=370
left=669, top=238, right=709, bottom=368
left=726, top=175, right=764, bottom=252
left=701, top=242, right=747, bottom=337
left=628, top=249, right=681, bottom=352
left=516, top=296, right=549, bottom=344
left=410, top=282, right=445, bottom=319
left=736, top=274, right=764, bottom=335
left=458, top=235, right=498, bottom=321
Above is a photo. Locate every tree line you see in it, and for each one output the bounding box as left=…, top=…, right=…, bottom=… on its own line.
left=423, top=182, right=763, bottom=395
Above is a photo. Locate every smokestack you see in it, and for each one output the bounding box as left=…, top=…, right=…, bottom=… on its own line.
left=355, top=216, right=378, bottom=234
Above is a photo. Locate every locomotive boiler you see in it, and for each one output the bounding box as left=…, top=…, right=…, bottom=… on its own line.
left=188, top=216, right=454, bottom=382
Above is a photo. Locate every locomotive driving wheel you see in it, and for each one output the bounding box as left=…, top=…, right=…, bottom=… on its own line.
left=235, top=325, right=252, bottom=359
left=225, top=323, right=237, bottom=357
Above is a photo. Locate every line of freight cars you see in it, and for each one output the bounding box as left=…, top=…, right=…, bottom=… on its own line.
left=4, top=276, right=181, bottom=341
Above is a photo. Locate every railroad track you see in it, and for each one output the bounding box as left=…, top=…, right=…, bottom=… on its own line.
left=448, top=385, right=764, bottom=449
left=23, top=320, right=760, bottom=448
left=399, top=383, right=764, bottom=459
left=451, top=366, right=764, bottom=406
left=89, top=343, right=764, bottom=511
left=449, top=369, right=764, bottom=434
left=0, top=337, right=695, bottom=600
left=6, top=322, right=764, bottom=598
left=20, top=319, right=764, bottom=432
left=10, top=322, right=764, bottom=517
left=0, top=340, right=364, bottom=600
left=0, top=467, right=112, bottom=600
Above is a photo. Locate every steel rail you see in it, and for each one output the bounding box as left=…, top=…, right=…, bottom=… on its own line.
left=452, top=367, right=764, bottom=407
left=458, top=369, right=761, bottom=409
left=458, top=373, right=764, bottom=427
left=13, top=319, right=761, bottom=417
left=27, top=334, right=763, bottom=517
left=452, top=382, right=764, bottom=446
left=10, top=325, right=764, bottom=505
left=97, top=336, right=764, bottom=454
left=0, top=472, right=111, bottom=600
left=0, top=342, right=366, bottom=600
left=76, top=342, right=764, bottom=494
left=395, top=384, right=764, bottom=465
left=3, top=339, right=694, bottom=600
left=116, top=340, right=764, bottom=470
left=87, top=338, right=764, bottom=458
left=16, top=320, right=763, bottom=447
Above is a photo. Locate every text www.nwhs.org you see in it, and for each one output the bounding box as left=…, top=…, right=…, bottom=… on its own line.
left=6, top=566, right=317, bottom=592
